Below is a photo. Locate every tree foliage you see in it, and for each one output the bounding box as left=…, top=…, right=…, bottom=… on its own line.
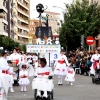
left=0, top=35, right=26, bottom=52
left=59, top=0, right=100, bottom=50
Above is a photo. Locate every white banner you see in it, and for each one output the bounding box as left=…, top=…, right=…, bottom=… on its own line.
left=26, top=45, right=61, bottom=53
left=39, top=53, right=60, bottom=66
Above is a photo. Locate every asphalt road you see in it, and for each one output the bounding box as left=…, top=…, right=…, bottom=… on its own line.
left=8, top=74, right=100, bottom=100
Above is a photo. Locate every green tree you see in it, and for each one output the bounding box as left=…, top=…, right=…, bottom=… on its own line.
left=59, top=0, right=100, bottom=50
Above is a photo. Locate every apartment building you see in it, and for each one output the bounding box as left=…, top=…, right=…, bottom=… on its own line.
left=0, top=0, right=8, bottom=36
left=29, top=19, right=39, bottom=34
left=6, top=0, right=30, bottom=44
left=41, top=11, right=60, bottom=34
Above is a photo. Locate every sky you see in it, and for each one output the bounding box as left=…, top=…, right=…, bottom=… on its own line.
left=30, top=0, right=73, bottom=20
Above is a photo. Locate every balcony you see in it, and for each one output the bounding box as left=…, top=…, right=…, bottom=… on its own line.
left=17, top=0, right=29, bottom=11
left=0, top=31, right=8, bottom=36
left=17, top=7, right=29, bottom=18
left=2, top=19, right=8, bottom=25
left=0, top=17, right=8, bottom=25
left=0, top=12, right=5, bottom=17
left=17, top=23, right=29, bottom=32
left=15, top=39, right=29, bottom=44
left=16, top=31, right=29, bottom=39
left=0, top=4, right=7, bottom=13
left=17, top=16, right=29, bottom=24
left=24, top=0, right=29, bottom=3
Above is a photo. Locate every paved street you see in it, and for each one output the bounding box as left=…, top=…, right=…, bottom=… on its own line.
left=8, top=74, right=100, bottom=100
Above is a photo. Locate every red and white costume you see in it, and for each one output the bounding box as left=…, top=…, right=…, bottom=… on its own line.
left=9, top=67, right=14, bottom=88
left=10, top=53, right=21, bottom=66
left=33, top=55, right=38, bottom=69
left=65, top=67, right=75, bottom=82
left=90, top=54, right=100, bottom=75
left=54, top=54, right=69, bottom=75
left=18, top=70, right=30, bottom=86
left=0, top=57, right=10, bottom=98
left=32, top=66, right=54, bottom=92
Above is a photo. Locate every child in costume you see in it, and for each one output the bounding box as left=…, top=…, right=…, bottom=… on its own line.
left=32, top=58, right=54, bottom=98
left=7, top=60, right=15, bottom=93
left=18, top=64, right=30, bottom=91
left=65, top=63, right=75, bottom=86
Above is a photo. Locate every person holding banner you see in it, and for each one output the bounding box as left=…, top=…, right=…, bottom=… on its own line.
left=54, top=49, right=69, bottom=85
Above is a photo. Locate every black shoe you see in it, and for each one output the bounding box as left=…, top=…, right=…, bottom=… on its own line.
left=60, top=84, right=63, bottom=85
left=37, top=95, right=41, bottom=99
left=58, top=84, right=60, bottom=85
left=42, top=97, right=47, bottom=100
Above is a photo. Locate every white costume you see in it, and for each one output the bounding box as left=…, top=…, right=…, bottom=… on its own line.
left=0, top=57, right=10, bottom=99
left=9, top=67, right=14, bottom=87
left=54, top=54, right=69, bottom=75
left=90, top=54, right=100, bottom=75
left=10, top=53, right=21, bottom=65
left=18, top=70, right=30, bottom=86
left=32, top=66, right=54, bottom=97
left=65, top=67, right=75, bottom=82
left=6, top=56, right=10, bottom=61
left=20, top=55, right=24, bottom=64
left=33, top=55, right=38, bottom=69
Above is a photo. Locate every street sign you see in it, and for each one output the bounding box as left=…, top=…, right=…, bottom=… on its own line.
left=86, top=36, right=94, bottom=45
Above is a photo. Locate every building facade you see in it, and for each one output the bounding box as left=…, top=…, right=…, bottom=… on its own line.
left=0, top=0, right=8, bottom=36
left=6, top=0, right=30, bottom=44
left=29, top=19, right=39, bottom=34
left=41, top=11, right=60, bottom=34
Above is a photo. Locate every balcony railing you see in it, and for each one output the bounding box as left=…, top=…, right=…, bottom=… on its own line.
left=17, top=7, right=29, bottom=17
left=24, top=0, right=29, bottom=3
left=17, top=23, right=29, bottom=29
left=17, top=23, right=29, bottom=32
left=17, top=31, right=29, bottom=36
left=18, top=0, right=29, bottom=10
left=17, top=16, right=29, bottom=24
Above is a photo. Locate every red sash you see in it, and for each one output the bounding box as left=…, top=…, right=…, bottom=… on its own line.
left=21, top=76, right=27, bottom=78
left=12, top=60, right=19, bottom=64
left=2, top=70, right=9, bottom=74
left=38, top=72, right=50, bottom=76
left=58, top=60, right=65, bottom=64
left=68, top=70, right=73, bottom=74
left=93, top=60, right=99, bottom=70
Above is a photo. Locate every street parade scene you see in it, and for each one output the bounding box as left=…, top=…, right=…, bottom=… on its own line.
left=0, top=0, right=100, bottom=100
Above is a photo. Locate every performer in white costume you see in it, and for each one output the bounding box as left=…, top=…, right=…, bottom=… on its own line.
left=10, top=48, right=21, bottom=71
left=7, top=60, right=14, bottom=93
left=33, top=53, right=38, bottom=69
left=32, top=58, right=54, bottom=98
left=90, top=49, right=100, bottom=75
left=65, top=63, right=75, bottom=86
left=18, top=65, right=30, bottom=92
left=54, top=50, right=69, bottom=85
left=0, top=50, right=10, bottom=100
